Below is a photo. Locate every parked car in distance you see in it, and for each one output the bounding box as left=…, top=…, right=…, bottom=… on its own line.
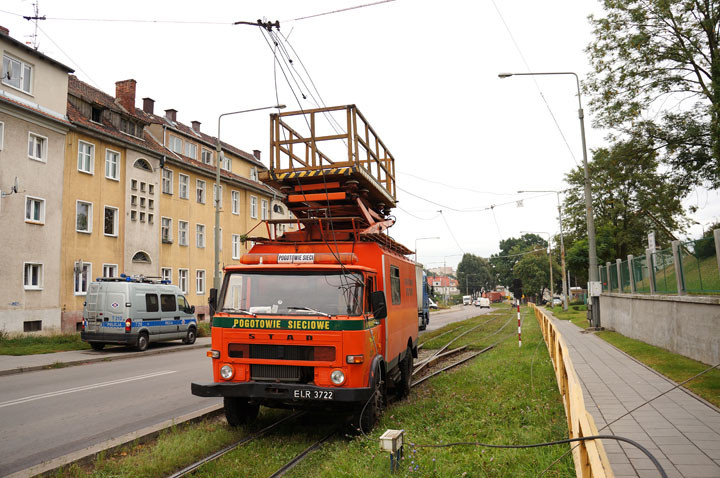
left=463, top=295, right=472, bottom=305
left=552, top=297, right=562, bottom=307
left=428, top=298, right=438, bottom=309
left=478, top=297, right=490, bottom=308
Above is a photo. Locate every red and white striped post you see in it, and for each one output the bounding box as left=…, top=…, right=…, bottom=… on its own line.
left=517, top=299, right=522, bottom=347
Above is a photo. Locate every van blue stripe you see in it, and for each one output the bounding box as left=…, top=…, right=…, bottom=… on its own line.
left=101, top=319, right=197, bottom=328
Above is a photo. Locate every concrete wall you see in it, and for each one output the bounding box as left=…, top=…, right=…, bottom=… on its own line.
left=600, top=292, right=720, bottom=365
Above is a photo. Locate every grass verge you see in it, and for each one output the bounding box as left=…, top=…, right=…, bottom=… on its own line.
left=596, top=330, right=720, bottom=408
left=48, top=307, right=575, bottom=477
left=545, top=304, right=588, bottom=328
left=0, top=332, right=90, bottom=355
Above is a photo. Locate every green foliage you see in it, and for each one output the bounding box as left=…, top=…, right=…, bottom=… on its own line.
left=0, top=332, right=90, bottom=355
left=489, top=234, right=547, bottom=286
left=586, top=0, right=720, bottom=187
left=456, top=253, right=494, bottom=295
left=513, top=250, right=561, bottom=300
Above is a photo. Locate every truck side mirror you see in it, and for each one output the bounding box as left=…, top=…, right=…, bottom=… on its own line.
left=370, top=291, right=387, bottom=320
left=209, top=288, right=217, bottom=317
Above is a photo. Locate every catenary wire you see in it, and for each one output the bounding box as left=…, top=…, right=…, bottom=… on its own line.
left=438, top=210, right=465, bottom=254
left=36, top=24, right=100, bottom=88
left=284, top=0, right=397, bottom=23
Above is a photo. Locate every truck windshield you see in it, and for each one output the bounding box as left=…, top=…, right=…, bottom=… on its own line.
left=221, top=271, right=364, bottom=317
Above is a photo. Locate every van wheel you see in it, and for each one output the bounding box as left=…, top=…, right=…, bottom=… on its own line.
left=223, top=397, right=259, bottom=427
left=396, top=346, right=414, bottom=399
left=354, top=366, right=385, bottom=434
left=90, top=342, right=105, bottom=351
left=136, top=332, right=149, bottom=352
left=183, top=327, right=196, bottom=345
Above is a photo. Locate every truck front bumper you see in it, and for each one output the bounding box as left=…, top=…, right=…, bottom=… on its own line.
left=191, top=381, right=373, bottom=403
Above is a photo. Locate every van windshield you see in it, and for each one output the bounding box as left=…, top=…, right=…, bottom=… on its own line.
left=221, top=271, right=363, bottom=317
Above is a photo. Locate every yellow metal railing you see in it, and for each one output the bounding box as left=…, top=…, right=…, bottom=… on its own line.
left=531, top=304, right=614, bottom=478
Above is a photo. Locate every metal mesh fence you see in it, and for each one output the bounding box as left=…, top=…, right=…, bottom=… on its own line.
left=620, top=260, right=631, bottom=292
left=652, top=248, right=678, bottom=294
left=600, top=267, right=608, bottom=292
left=632, top=254, right=651, bottom=293
left=678, top=237, right=720, bottom=294
left=609, top=264, right=619, bottom=292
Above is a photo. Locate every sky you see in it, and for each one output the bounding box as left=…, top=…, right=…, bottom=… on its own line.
left=2, top=0, right=718, bottom=273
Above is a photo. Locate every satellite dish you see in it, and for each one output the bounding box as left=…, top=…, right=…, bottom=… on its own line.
left=13, top=177, right=19, bottom=194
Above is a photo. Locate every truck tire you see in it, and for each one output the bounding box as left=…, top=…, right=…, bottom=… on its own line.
left=90, top=342, right=105, bottom=351
left=355, top=365, right=385, bottom=434
left=136, top=332, right=149, bottom=352
left=224, top=397, right=259, bottom=427
left=396, top=346, right=413, bottom=399
left=183, top=327, right=196, bottom=345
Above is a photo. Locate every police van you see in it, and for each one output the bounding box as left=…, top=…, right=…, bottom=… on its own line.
left=81, top=275, right=197, bottom=351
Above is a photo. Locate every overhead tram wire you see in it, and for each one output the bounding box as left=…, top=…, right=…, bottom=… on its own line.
left=283, top=0, right=397, bottom=23
left=398, top=170, right=517, bottom=196
left=36, top=24, right=100, bottom=88
left=398, top=186, right=552, bottom=213
left=438, top=210, right=465, bottom=255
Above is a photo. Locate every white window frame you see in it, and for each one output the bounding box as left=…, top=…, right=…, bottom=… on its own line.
left=76, top=200, right=93, bottom=233
left=196, top=224, right=205, bottom=248
left=24, top=195, right=45, bottom=224
left=105, top=148, right=120, bottom=180
left=249, top=168, right=258, bottom=182
left=222, top=155, right=231, bottom=171
left=201, top=148, right=212, bottom=164
left=185, top=142, right=197, bottom=159
left=261, top=199, right=268, bottom=220
left=162, top=168, right=173, bottom=194
left=2, top=53, right=33, bottom=94
left=178, top=174, right=189, bottom=199
left=161, top=216, right=172, bottom=243
left=28, top=132, right=47, bottom=162
left=178, top=269, right=189, bottom=294
left=77, top=140, right=95, bottom=174
left=250, top=195, right=258, bottom=219
left=196, top=270, right=206, bottom=295
left=161, top=267, right=172, bottom=283
left=23, top=262, right=43, bottom=290
left=232, top=234, right=241, bottom=259
left=231, top=190, right=239, bottom=214
left=102, top=263, right=118, bottom=278
left=178, top=220, right=189, bottom=246
left=213, top=184, right=222, bottom=208
left=196, top=179, right=206, bottom=204
left=103, top=206, right=119, bottom=237
left=74, top=262, right=91, bottom=295
left=168, top=135, right=183, bottom=154
left=0, top=121, right=4, bottom=150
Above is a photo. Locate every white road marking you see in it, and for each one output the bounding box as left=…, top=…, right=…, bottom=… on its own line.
left=0, top=370, right=177, bottom=409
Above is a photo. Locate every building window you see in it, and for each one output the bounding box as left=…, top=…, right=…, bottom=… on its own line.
left=261, top=199, right=268, bottom=220
left=140, top=182, right=146, bottom=193
left=213, top=184, right=222, bottom=208
left=196, top=270, right=206, bottom=295
left=132, top=251, right=151, bottom=263
left=196, top=224, right=205, bottom=248
left=102, top=264, right=118, bottom=278
left=250, top=196, right=258, bottom=219
left=0, top=121, right=4, bottom=150
left=162, top=168, right=173, bottom=194
left=250, top=168, right=258, bottom=181
left=2, top=54, right=32, bottom=94
left=105, top=149, right=120, bottom=180
left=390, top=266, right=401, bottom=305
left=131, top=195, right=137, bottom=206
left=178, top=174, right=189, bottom=199
left=131, top=179, right=138, bottom=190
left=168, top=135, right=183, bottom=154
left=201, top=148, right=212, bottom=164
left=23, top=262, right=43, bottom=289
left=24, top=320, right=42, bottom=332
left=231, top=190, right=239, bottom=214
left=161, top=267, right=172, bottom=283
left=78, top=141, right=95, bottom=173
left=232, top=234, right=241, bottom=259
left=148, top=213, right=154, bottom=224
left=134, top=158, right=152, bottom=171
left=185, top=142, right=197, bottom=159
left=178, top=269, right=189, bottom=294
left=140, top=197, right=146, bottom=208
left=130, top=210, right=137, bottom=221
left=179, top=220, right=188, bottom=246
left=74, top=262, right=91, bottom=295
left=91, top=106, right=102, bottom=123
left=25, top=196, right=45, bottom=224
left=28, top=132, right=47, bottom=162
left=222, top=155, right=231, bottom=171
left=76, top=201, right=93, bottom=233
left=161, top=217, right=172, bottom=243
left=148, top=199, right=154, bottom=210
left=104, top=206, right=118, bottom=236
left=196, top=179, right=206, bottom=204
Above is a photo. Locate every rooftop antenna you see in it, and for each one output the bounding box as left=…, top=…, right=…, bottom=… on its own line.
left=23, top=1, right=46, bottom=50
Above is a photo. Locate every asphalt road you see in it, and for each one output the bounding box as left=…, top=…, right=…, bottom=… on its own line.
left=0, top=306, right=488, bottom=476
left=0, top=347, right=220, bottom=477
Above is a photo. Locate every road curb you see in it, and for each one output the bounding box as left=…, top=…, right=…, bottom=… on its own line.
left=6, top=403, right=224, bottom=478
left=0, top=342, right=211, bottom=377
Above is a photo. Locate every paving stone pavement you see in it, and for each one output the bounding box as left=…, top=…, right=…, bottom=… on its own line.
left=549, top=314, right=720, bottom=478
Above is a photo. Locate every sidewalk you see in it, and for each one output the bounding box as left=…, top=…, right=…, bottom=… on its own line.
left=0, top=337, right=211, bottom=376
left=547, top=312, right=720, bottom=478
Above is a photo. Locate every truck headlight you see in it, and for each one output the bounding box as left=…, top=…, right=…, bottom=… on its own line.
left=220, top=364, right=234, bottom=380
left=330, top=369, right=345, bottom=385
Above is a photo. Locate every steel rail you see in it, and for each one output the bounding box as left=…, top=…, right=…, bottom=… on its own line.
left=268, top=428, right=338, bottom=477
left=411, top=345, right=495, bottom=388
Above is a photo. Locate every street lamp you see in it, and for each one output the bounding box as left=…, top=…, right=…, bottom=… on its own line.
left=214, top=104, right=285, bottom=292
left=518, top=189, right=568, bottom=310
left=521, top=231, right=554, bottom=302
left=414, top=236, right=440, bottom=263
left=499, top=71, right=600, bottom=326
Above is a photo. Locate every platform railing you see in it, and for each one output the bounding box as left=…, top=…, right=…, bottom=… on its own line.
left=531, top=304, right=614, bottom=478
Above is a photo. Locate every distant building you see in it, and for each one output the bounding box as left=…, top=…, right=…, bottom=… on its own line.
left=428, top=266, right=454, bottom=276
left=427, top=275, right=459, bottom=297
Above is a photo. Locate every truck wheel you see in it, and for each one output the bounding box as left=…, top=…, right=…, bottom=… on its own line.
left=355, top=366, right=385, bottom=434
left=90, top=342, right=105, bottom=351
left=224, top=397, right=259, bottom=427
left=136, top=332, right=149, bottom=352
left=396, top=346, right=414, bottom=399
left=183, top=327, right=196, bottom=345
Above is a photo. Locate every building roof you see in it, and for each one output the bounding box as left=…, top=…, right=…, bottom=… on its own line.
left=0, top=28, right=74, bottom=73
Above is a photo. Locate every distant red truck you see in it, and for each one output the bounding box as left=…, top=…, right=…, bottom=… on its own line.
left=486, top=291, right=504, bottom=303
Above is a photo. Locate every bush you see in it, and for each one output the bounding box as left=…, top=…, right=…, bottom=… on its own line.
left=197, top=321, right=211, bottom=337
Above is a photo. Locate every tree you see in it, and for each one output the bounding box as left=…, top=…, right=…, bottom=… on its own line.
left=586, top=0, right=720, bottom=187
left=513, top=250, right=561, bottom=301
left=490, top=234, right=547, bottom=286
left=456, top=253, right=494, bottom=295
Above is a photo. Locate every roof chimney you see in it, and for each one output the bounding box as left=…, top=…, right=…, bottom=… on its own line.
left=253, top=150, right=261, bottom=161
left=0, top=26, right=9, bottom=36
left=142, top=97, right=155, bottom=115
left=165, top=109, right=177, bottom=122
left=191, top=120, right=201, bottom=133
left=115, top=79, right=137, bottom=113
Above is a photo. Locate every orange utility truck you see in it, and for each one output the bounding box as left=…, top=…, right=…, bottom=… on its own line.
left=191, top=105, right=418, bottom=431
